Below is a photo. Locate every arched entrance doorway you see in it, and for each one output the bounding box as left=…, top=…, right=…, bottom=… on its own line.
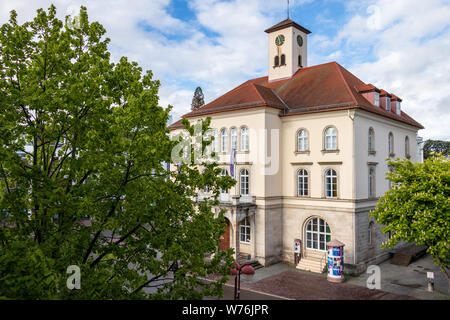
left=305, top=217, right=331, bottom=251
left=219, top=218, right=231, bottom=251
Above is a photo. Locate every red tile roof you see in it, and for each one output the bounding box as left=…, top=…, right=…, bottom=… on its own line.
left=357, top=83, right=380, bottom=93
left=169, top=62, right=423, bottom=130
left=379, top=89, right=392, bottom=97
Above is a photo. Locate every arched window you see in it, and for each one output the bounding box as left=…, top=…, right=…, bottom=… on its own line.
left=324, top=127, right=337, bottom=150
left=240, top=169, right=249, bottom=195
left=230, top=127, right=237, bottom=150
left=280, top=54, right=286, bottom=65
left=297, top=169, right=308, bottom=197
left=220, top=129, right=228, bottom=153
left=405, top=136, right=410, bottom=158
left=297, top=129, right=308, bottom=152
left=306, top=217, right=331, bottom=251
left=325, top=169, right=337, bottom=198
left=274, top=56, right=279, bottom=67
left=368, top=127, right=375, bottom=152
left=298, top=55, right=302, bottom=67
left=368, top=221, right=374, bottom=246
left=368, top=167, right=375, bottom=198
left=388, top=132, right=394, bottom=156
left=240, top=127, right=249, bottom=151
left=240, top=217, right=251, bottom=243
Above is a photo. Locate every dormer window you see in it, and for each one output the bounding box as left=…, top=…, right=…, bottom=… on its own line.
left=386, top=97, right=391, bottom=111
left=374, top=92, right=380, bottom=107
left=396, top=101, right=401, bottom=115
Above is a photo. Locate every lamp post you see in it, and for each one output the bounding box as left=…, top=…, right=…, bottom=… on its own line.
left=231, top=261, right=255, bottom=300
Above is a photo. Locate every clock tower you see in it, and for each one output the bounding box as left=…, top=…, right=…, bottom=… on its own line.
left=265, top=19, right=311, bottom=82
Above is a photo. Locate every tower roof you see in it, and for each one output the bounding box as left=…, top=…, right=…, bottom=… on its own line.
left=264, top=18, right=312, bottom=34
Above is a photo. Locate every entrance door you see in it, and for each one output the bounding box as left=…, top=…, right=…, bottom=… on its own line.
left=219, top=219, right=231, bottom=251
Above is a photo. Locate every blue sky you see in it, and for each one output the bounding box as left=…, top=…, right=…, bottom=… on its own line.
left=1, top=0, right=450, bottom=140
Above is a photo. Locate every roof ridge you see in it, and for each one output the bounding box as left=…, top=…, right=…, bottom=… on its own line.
left=333, top=62, right=358, bottom=107
left=250, top=83, right=266, bottom=104
left=253, top=83, right=289, bottom=109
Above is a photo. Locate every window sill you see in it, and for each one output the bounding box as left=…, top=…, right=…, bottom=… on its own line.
left=296, top=195, right=310, bottom=198
left=237, top=150, right=249, bottom=154
left=368, top=150, right=376, bottom=156
left=294, top=151, right=310, bottom=155
left=240, top=241, right=251, bottom=244
left=389, top=153, right=396, bottom=158
left=321, top=149, right=340, bottom=154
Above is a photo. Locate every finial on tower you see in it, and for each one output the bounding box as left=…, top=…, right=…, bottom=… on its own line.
left=287, top=0, right=290, bottom=19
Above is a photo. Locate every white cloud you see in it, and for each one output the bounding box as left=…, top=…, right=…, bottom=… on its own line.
left=1, top=0, right=448, bottom=140
left=314, top=0, right=450, bottom=140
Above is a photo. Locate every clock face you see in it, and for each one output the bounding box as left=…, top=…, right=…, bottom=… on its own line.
left=275, top=34, right=285, bottom=46
left=297, top=35, right=303, bottom=47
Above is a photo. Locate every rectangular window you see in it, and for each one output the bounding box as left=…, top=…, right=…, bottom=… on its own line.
left=386, top=97, right=391, bottom=111
left=240, top=219, right=251, bottom=243
left=374, top=92, right=380, bottom=107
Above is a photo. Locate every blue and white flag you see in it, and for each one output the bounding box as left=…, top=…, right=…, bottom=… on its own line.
left=230, top=148, right=236, bottom=179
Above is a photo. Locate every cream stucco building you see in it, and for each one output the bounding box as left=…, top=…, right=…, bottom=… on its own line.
left=169, top=19, right=423, bottom=274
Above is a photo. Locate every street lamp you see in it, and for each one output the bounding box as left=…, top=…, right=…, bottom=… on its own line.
left=231, top=261, right=255, bottom=300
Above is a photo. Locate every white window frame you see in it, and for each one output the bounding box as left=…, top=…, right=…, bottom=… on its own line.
left=306, top=217, right=331, bottom=251
left=374, top=92, right=380, bottom=107
left=240, top=127, right=249, bottom=151
left=212, top=130, right=218, bottom=153
left=230, top=127, right=237, bottom=150
left=240, top=169, right=249, bottom=195
left=386, top=97, right=391, bottom=111
left=396, top=101, right=401, bottom=115
left=325, top=169, right=337, bottom=198
left=240, top=217, right=251, bottom=243
left=324, top=127, right=337, bottom=150
left=388, top=132, right=394, bottom=155
left=297, top=129, right=309, bottom=152
left=297, top=169, right=308, bottom=197
left=220, top=129, right=228, bottom=153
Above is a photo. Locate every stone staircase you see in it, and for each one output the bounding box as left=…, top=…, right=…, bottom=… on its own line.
left=237, top=253, right=264, bottom=270
left=296, top=251, right=327, bottom=273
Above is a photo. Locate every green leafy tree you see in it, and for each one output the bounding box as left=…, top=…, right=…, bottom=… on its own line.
left=191, top=86, right=205, bottom=111
left=371, top=155, right=450, bottom=292
left=0, top=5, right=234, bottom=299
left=423, top=139, right=450, bottom=159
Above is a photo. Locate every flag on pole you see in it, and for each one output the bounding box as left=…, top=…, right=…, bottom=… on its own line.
left=230, top=148, right=236, bottom=179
